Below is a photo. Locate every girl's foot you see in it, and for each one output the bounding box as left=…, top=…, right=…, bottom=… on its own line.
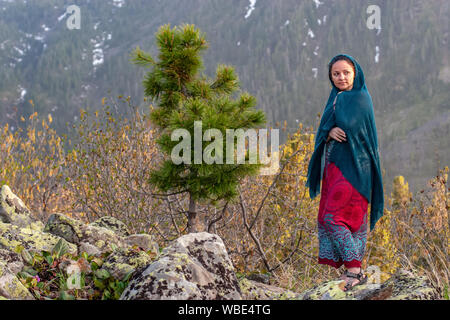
left=341, top=268, right=368, bottom=291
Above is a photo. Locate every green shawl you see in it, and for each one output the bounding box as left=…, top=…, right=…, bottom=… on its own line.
left=306, top=54, right=384, bottom=231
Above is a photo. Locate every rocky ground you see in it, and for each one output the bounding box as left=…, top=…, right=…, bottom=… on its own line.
left=0, top=185, right=443, bottom=300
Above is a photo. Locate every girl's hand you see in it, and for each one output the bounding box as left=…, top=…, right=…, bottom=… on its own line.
left=329, top=127, right=347, bottom=142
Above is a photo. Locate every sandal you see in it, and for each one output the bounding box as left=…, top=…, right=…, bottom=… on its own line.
left=342, top=269, right=368, bottom=292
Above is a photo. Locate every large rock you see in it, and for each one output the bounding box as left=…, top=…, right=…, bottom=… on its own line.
left=239, top=278, right=301, bottom=300
left=0, top=221, right=77, bottom=256
left=0, top=185, right=43, bottom=230
left=43, top=213, right=85, bottom=244
left=0, top=249, right=23, bottom=275
left=0, top=260, right=34, bottom=300
left=300, top=268, right=441, bottom=300
left=79, top=241, right=102, bottom=257
left=124, top=234, right=159, bottom=253
left=89, top=216, right=130, bottom=237
left=100, top=247, right=154, bottom=281
left=361, top=269, right=441, bottom=300
left=120, top=232, right=242, bottom=300
left=44, top=213, right=125, bottom=253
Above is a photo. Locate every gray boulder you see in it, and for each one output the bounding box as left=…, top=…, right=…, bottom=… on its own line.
left=89, top=216, right=130, bottom=237
left=124, top=234, right=159, bottom=254
left=120, top=232, right=242, bottom=300
left=44, top=213, right=126, bottom=254
left=0, top=249, right=23, bottom=275
left=79, top=241, right=102, bottom=257
left=0, top=260, right=34, bottom=300
left=0, top=221, right=77, bottom=256
left=0, top=185, right=43, bottom=230
left=239, top=278, right=302, bottom=300
left=99, top=247, right=154, bottom=281
left=300, top=268, right=441, bottom=300
left=360, top=269, right=441, bottom=300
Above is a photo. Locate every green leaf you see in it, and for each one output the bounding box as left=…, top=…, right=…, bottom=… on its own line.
left=91, top=261, right=99, bottom=271
left=52, top=239, right=69, bottom=258
left=41, top=250, right=51, bottom=257
left=81, top=251, right=89, bottom=261
left=17, top=271, right=30, bottom=279
left=102, top=289, right=111, bottom=300
left=20, top=249, right=33, bottom=265
left=33, top=254, right=44, bottom=264
left=80, top=274, right=85, bottom=288
left=94, top=269, right=110, bottom=280
left=43, top=253, right=53, bottom=266
left=23, top=266, right=38, bottom=276
left=109, top=281, right=117, bottom=291
left=94, top=278, right=105, bottom=290
left=59, top=291, right=75, bottom=300
left=122, top=270, right=134, bottom=282
left=33, top=290, right=41, bottom=300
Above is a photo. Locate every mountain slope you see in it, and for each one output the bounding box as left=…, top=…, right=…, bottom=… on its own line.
left=0, top=0, right=448, bottom=192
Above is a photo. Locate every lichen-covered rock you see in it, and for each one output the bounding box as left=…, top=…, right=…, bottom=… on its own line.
left=300, top=268, right=442, bottom=300
left=124, top=234, right=159, bottom=254
left=26, top=221, right=45, bottom=232
left=0, top=185, right=37, bottom=229
left=366, top=269, right=441, bottom=300
left=120, top=232, right=242, bottom=300
left=89, top=216, right=130, bottom=237
left=239, top=278, right=302, bottom=300
left=0, top=260, right=34, bottom=300
left=0, top=221, right=77, bottom=255
left=43, top=213, right=84, bottom=244
left=44, top=213, right=125, bottom=253
left=100, top=247, right=154, bottom=281
left=0, top=249, right=23, bottom=275
left=79, top=242, right=102, bottom=257
left=300, top=279, right=353, bottom=300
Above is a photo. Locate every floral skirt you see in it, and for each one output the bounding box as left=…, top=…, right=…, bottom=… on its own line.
left=317, top=154, right=369, bottom=269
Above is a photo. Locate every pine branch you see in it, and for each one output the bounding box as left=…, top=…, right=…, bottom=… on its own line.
left=130, top=46, right=155, bottom=67
left=210, top=64, right=239, bottom=94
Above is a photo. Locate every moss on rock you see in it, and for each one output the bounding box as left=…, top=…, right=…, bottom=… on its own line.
left=100, top=247, right=154, bottom=280
left=0, top=185, right=40, bottom=230
left=44, top=213, right=126, bottom=254
left=239, top=278, right=301, bottom=300
left=0, top=221, right=77, bottom=255
left=0, top=260, right=34, bottom=300
left=120, top=232, right=242, bottom=300
left=90, top=216, right=130, bottom=237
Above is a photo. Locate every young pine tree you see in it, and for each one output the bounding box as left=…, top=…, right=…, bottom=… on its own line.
left=131, top=24, right=266, bottom=233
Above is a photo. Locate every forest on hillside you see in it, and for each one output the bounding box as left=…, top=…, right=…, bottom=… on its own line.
left=0, top=0, right=448, bottom=193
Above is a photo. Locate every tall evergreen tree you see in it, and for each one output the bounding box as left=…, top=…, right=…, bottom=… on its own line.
left=131, top=24, right=266, bottom=233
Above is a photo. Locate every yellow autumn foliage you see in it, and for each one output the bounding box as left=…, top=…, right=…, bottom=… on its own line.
left=0, top=110, right=69, bottom=219
left=0, top=103, right=447, bottom=295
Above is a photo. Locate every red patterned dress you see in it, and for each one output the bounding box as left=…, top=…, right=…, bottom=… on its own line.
left=317, top=139, right=369, bottom=269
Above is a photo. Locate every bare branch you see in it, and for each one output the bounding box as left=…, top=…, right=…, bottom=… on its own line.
left=249, top=146, right=303, bottom=229
left=208, top=201, right=228, bottom=232
left=239, top=192, right=271, bottom=271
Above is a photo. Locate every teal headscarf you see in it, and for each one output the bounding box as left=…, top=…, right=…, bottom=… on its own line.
left=306, top=54, right=384, bottom=231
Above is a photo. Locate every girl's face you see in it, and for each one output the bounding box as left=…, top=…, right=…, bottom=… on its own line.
left=331, top=60, right=355, bottom=91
